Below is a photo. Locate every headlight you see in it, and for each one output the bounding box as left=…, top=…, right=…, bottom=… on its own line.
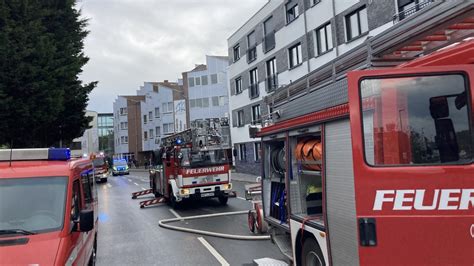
left=223, top=183, right=232, bottom=190
left=180, top=189, right=190, bottom=195
left=125, top=165, right=129, bottom=170
left=113, top=166, right=117, bottom=171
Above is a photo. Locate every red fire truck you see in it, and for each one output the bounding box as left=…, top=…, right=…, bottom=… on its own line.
left=138, top=118, right=233, bottom=208
left=0, top=148, right=98, bottom=265
left=253, top=3, right=474, bottom=266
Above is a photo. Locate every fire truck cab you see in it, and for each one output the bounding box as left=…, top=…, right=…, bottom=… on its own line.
left=256, top=4, right=474, bottom=266
left=149, top=118, right=233, bottom=208
left=0, top=148, right=98, bottom=265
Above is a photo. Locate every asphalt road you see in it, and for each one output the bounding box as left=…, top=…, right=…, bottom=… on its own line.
left=95, top=172, right=287, bottom=265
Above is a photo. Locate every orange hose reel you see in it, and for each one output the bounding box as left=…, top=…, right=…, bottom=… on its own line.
left=294, top=138, right=322, bottom=171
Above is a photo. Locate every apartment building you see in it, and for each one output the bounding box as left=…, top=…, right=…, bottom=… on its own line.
left=226, top=0, right=420, bottom=175
left=113, top=81, right=185, bottom=163
left=182, top=55, right=229, bottom=123
left=70, top=111, right=99, bottom=157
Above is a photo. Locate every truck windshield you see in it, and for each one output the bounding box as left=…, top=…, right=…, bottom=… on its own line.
left=93, top=158, right=105, bottom=167
left=0, top=176, right=68, bottom=234
left=181, top=148, right=230, bottom=167
left=113, top=160, right=127, bottom=166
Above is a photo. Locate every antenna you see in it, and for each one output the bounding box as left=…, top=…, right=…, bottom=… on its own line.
left=9, top=140, right=13, bottom=167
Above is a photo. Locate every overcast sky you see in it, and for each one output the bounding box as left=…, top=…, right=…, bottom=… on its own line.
left=78, top=0, right=268, bottom=113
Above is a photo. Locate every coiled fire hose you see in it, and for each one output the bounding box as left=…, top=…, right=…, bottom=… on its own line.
left=158, top=210, right=271, bottom=240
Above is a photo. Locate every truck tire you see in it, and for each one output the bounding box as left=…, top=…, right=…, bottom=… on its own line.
left=247, top=210, right=256, bottom=233
left=218, top=195, right=228, bottom=205
left=301, top=237, right=325, bottom=266
left=169, top=193, right=179, bottom=209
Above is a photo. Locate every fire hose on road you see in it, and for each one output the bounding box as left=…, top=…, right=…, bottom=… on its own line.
left=158, top=210, right=271, bottom=240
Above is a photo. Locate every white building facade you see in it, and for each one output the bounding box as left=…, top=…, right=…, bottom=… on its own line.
left=183, top=55, right=229, bottom=123
left=227, top=0, right=407, bottom=175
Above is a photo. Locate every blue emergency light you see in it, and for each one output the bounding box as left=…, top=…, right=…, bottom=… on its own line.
left=176, top=138, right=182, bottom=145
left=48, top=148, right=71, bottom=161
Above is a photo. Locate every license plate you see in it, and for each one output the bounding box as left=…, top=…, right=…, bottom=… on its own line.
left=201, top=192, right=214, bottom=197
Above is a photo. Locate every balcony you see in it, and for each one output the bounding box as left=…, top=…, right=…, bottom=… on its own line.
left=393, top=0, right=434, bottom=22
left=249, top=83, right=259, bottom=99
left=263, top=33, right=275, bottom=53
left=247, top=45, right=257, bottom=63
left=266, top=75, right=278, bottom=92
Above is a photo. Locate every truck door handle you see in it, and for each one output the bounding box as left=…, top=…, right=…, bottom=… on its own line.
left=359, top=218, right=377, bottom=247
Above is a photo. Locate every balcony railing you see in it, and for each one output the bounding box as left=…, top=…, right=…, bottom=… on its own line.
left=249, top=83, right=259, bottom=99
left=393, top=0, right=434, bottom=22
left=263, top=33, right=275, bottom=53
left=247, top=45, right=257, bottom=63
left=266, top=75, right=278, bottom=92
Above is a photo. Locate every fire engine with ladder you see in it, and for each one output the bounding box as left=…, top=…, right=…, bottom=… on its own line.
left=249, top=2, right=474, bottom=266
left=132, top=118, right=234, bottom=209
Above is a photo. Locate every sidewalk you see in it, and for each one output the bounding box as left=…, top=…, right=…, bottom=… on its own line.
left=129, top=168, right=259, bottom=183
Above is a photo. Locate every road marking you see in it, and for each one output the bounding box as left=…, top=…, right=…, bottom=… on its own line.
left=107, top=183, right=112, bottom=188
left=128, top=179, right=132, bottom=182
left=197, top=237, right=229, bottom=266
left=237, top=196, right=247, bottom=201
left=133, top=182, right=139, bottom=186
left=141, top=187, right=147, bottom=190
left=168, top=208, right=182, bottom=219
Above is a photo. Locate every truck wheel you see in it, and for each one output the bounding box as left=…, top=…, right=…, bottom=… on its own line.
left=169, top=194, right=179, bottom=209
left=302, top=237, right=325, bottom=266
left=247, top=210, right=256, bottom=233
left=218, top=195, right=228, bottom=205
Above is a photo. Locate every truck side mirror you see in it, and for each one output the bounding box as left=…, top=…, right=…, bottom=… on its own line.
left=78, top=210, right=94, bottom=232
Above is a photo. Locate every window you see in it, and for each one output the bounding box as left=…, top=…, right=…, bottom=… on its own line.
left=396, top=1, right=434, bottom=21
left=149, top=129, right=154, bottom=139
left=71, top=180, right=81, bottom=221
left=195, top=77, right=201, bottom=86
left=249, top=68, right=259, bottom=99
left=235, top=77, right=242, bottom=94
left=188, top=77, right=195, bottom=87
left=263, top=17, right=275, bottom=52
left=239, top=144, right=247, bottom=161
left=196, top=98, right=203, bottom=108
left=289, top=43, right=302, bottom=69
left=254, top=142, right=261, bottom=161
left=219, top=96, right=225, bottom=106
left=237, top=110, right=244, bottom=127
left=144, top=131, right=148, bottom=141
left=155, top=126, right=160, bottom=136
left=212, top=96, right=219, bottom=106
left=316, top=23, right=333, bottom=55
left=286, top=1, right=299, bottom=24
left=201, top=75, right=208, bottom=85
left=345, top=7, right=368, bottom=41
left=120, top=122, right=128, bottom=130
left=149, top=111, right=153, bottom=121
left=163, top=123, right=174, bottom=134
left=190, top=99, right=196, bottom=108
left=247, top=31, right=257, bottom=63
left=143, top=115, right=147, bottom=124
left=81, top=172, right=92, bottom=204
left=252, top=104, right=261, bottom=123
left=361, top=74, right=472, bottom=166
left=155, top=107, right=160, bottom=118
left=266, top=58, right=277, bottom=92
left=124, top=136, right=128, bottom=143
left=311, top=0, right=321, bottom=6
left=233, top=44, right=240, bottom=62
left=120, top=107, right=127, bottom=115
left=211, top=74, right=218, bottom=84
left=121, top=136, right=128, bottom=144
left=163, top=102, right=173, bottom=113
left=202, top=98, right=209, bottom=107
